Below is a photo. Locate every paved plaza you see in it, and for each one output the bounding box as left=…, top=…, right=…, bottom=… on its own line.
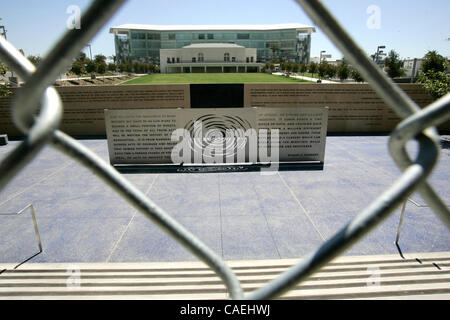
left=0, top=135, right=449, bottom=264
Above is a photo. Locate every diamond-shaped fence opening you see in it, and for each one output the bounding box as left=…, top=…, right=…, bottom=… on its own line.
left=0, top=0, right=449, bottom=299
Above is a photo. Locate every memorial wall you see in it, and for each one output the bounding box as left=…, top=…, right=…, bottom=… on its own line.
left=1, top=83, right=448, bottom=137
left=105, top=107, right=328, bottom=165
left=0, top=84, right=190, bottom=136
left=243, top=83, right=446, bottom=132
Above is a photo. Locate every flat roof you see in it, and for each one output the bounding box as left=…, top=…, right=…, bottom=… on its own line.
left=182, top=43, right=245, bottom=49
left=110, top=23, right=316, bottom=33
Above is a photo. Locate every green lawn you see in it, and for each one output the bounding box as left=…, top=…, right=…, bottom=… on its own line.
left=121, top=73, right=311, bottom=84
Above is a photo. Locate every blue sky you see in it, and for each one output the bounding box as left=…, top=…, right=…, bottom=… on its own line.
left=1, top=0, right=449, bottom=61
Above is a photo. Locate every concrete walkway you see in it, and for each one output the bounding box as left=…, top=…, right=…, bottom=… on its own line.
left=272, top=72, right=338, bottom=83
left=57, top=74, right=127, bottom=81
left=0, top=136, right=449, bottom=264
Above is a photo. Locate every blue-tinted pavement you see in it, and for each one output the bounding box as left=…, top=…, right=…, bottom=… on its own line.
left=0, top=136, right=449, bottom=264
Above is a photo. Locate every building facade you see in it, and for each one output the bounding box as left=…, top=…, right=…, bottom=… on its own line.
left=109, top=23, right=315, bottom=66
left=160, top=43, right=261, bottom=73
left=402, top=58, right=424, bottom=78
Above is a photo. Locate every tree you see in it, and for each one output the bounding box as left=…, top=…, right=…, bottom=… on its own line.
left=337, top=63, right=350, bottom=82
left=76, top=52, right=87, bottom=63
left=0, top=60, right=11, bottom=97
left=421, top=50, right=446, bottom=73
left=109, top=55, right=117, bottom=64
left=308, top=62, right=318, bottom=76
left=384, top=50, right=405, bottom=78
left=263, top=61, right=274, bottom=73
left=299, top=63, right=307, bottom=75
left=94, top=54, right=106, bottom=64
left=318, top=61, right=328, bottom=78
left=97, top=61, right=107, bottom=74
left=418, top=50, right=449, bottom=100
left=285, top=61, right=294, bottom=73
left=132, top=62, right=141, bottom=73
left=118, top=63, right=127, bottom=73
left=351, top=68, right=364, bottom=82
left=70, top=60, right=85, bottom=75
left=0, top=60, right=7, bottom=76
left=27, top=55, right=42, bottom=67
left=271, top=58, right=280, bottom=64
left=269, top=44, right=280, bottom=61
left=85, top=60, right=97, bottom=73
left=418, top=71, right=449, bottom=100
left=326, top=64, right=337, bottom=79
left=107, top=63, right=117, bottom=72
left=120, top=61, right=132, bottom=73
left=148, top=63, right=158, bottom=73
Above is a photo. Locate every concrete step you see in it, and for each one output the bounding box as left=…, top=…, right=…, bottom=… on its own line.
left=0, top=251, right=449, bottom=300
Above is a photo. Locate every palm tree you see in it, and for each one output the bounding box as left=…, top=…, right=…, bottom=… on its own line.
left=269, top=44, right=280, bottom=61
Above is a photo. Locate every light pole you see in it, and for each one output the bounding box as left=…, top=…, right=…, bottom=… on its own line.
left=374, top=45, right=385, bottom=64
left=0, top=19, right=6, bottom=40
left=320, top=50, right=326, bottom=63
left=86, top=44, right=93, bottom=60
left=86, top=44, right=95, bottom=79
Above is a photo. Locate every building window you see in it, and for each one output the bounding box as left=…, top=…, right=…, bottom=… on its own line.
left=207, top=33, right=214, bottom=40
left=131, top=32, right=146, bottom=40
left=198, top=34, right=205, bottom=40
left=192, top=57, right=196, bottom=62
left=246, top=57, right=249, bottom=63
left=169, top=33, right=176, bottom=40
left=224, top=53, right=230, bottom=62
left=167, top=57, right=171, bottom=63
left=198, top=53, right=204, bottom=62
left=172, top=57, right=175, bottom=63
left=176, top=57, right=180, bottom=63
left=147, top=33, right=161, bottom=40
left=250, top=33, right=265, bottom=40
left=251, top=56, right=254, bottom=62
left=232, top=57, right=236, bottom=62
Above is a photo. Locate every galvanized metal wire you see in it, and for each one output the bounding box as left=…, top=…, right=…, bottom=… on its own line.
left=0, top=0, right=449, bottom=300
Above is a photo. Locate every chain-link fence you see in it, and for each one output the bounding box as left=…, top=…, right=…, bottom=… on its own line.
left=0, top=0, right=449, bottom=299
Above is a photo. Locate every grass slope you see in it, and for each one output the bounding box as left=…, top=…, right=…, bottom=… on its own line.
left=121, top=73, right=311, bottom=84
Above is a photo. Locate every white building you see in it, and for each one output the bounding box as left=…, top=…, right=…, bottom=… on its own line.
left=160, top=43, right=262, bottom=74
left=402, top=58, right=424, bottom=78
left=110, top=23, right=315, bottom=65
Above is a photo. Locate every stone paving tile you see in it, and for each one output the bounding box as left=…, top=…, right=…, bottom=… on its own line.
left=221, top=215, right=280, bottom=260
left=0, top=214, right=41, bottom=263
left=108, top=215, right=222, bottom=262
left=393, top=204, right=450, bottom=253
left=264, top=214, right=324, bottom=258
left=0, top=136, right=448, bottom=264
left=148, top=173, right=220, bottom=218
left=1, top=217, right=130, bottom=263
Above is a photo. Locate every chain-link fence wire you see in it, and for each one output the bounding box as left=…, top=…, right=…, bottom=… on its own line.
left=0, top=0, right=449, bottom=300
